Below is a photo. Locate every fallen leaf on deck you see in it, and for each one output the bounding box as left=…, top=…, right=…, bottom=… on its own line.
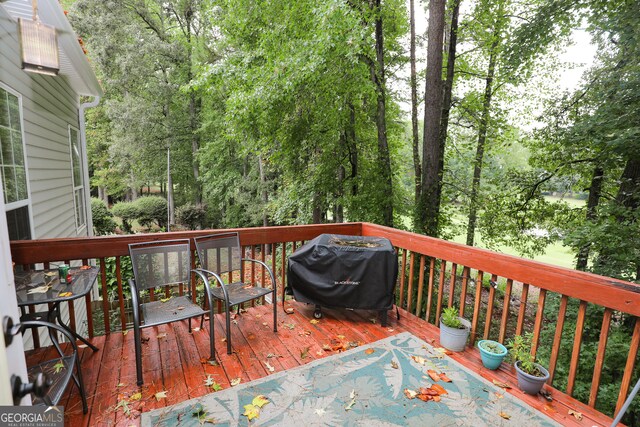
left=316, top=350, right=323, bottom=356
left=430, top=384, right=448, bottom=395
left=411, top=356, right=428, bottom=365
left=298, top=330, right=311, bottom=336
left=27, top=285, right=52, bottom=294
left=154, top=391, right=168, bottom=401
left=45, top=271, right=57, bottom=277
left=369, top=318, right=377, bottom=324
left=53, top=361, right=65, bottom=373
left=568, top=409, right=583, bottom=421
left=247, top=333, right=256, bottom=340
left=80, top=265, right=91, bottom=270
left=322, top=344, right=332, bottom=351
left=494, top=392, right=504, bottom=399
left=160, top=297, right=171, bottom=303
left=265, top=361, right=275, bottom=372
left=345, top=390, right=357, bottom=411
left=243, top=404, right=260, bottom=421
left=176, top=306, right=185, bottom=311
left=492, top=379, right=512, bottom=389
left=387, top=328, right=395, bottom=333
left=117, top=383, right=126, bottom=387
left=252, top=395, right=269, bottom=408
left=404, top=389, right=418, bottom=399
left=230, top=378, right=242, bottom=386
left=439, top=373, right=452, bottom=382
left=543, top=403, right=557, bottom=414
left=365, top=348, right=375, bottom=355
left=255, top=314, right=262, bottom=318
left=157, top=333, right=167, bottom=339
left=427, top=370, right=441, bottom=382
left=122, top=330, right=128, bottom=336
left=130, top=392, right=142, bottom=401
left=58, top=292, right=73, bottom=297
left=499, top=411, right=511, bottom=420
left=266, top=353, right=281, bottom=358
left=284, top=323, right=296, bottom=330
left=301, top=347, right=310, bottom=359
left=115, top=399, right=131, bottom=416
left=78, top=344, right=88, bottom=349
left=284, top=307, right=295, bottom=314
left=204, top=374, right=222, bottom=390
left=391, top=360, right=399, bottom=369
left=310, top=319, right=320, bottom=324
left=221, top=337, right=226, bottom=342
left=262, top=322, right=268, bottom=326
left=192, top=327, right=201, bottom=332
left=337, top=334, right=346, bottom=340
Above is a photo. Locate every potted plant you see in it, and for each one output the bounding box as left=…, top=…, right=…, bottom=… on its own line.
left=507, top=334, right=550, bottom=394
left=477, top=339, right=508, bottom=370
left=439, top=306, right=471, bottom=352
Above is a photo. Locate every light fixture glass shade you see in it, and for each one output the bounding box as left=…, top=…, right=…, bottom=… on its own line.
left=18, top=18, right=59, bottom=75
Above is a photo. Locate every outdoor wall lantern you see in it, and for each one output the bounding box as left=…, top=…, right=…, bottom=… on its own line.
left=18, top=0, right=60, bottom=76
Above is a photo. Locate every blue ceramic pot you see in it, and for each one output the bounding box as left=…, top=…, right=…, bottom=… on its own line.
left=477, top=340, right=508, bottom=370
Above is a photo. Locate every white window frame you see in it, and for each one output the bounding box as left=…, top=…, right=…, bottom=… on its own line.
left=0, top=82, right=34, bottom=239
left=68, top=124, right=86, bottom=233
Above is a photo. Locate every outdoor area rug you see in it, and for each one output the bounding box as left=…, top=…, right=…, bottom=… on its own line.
left=141, top=332, right=559, bottom=426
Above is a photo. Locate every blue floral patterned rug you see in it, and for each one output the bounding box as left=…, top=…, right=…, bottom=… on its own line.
left=141, top=332, right=559, bottom=426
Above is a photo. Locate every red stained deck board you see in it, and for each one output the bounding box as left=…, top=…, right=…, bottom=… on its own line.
left=23, top=301, right=615, bottom=427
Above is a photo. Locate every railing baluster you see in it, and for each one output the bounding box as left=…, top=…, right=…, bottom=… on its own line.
left=435, top=260, right=446, bottom=326
left=470, top=270, right=484, bottom=345
left=251, top=245, right=256, bottom=307
left=281, top=242, right=287, bottom=303
left=616, top=317, right=640, bottom=415
left=531, top=288, right=547, bottom=358
left=99, top=257, right=110, bottom=334
left=460, top=266, right=469, bottom=318
left=398, top=249, right=407, bottom=310
left=271, top=243, right=277, bottom=301
left=448, top=263, right=457, bottom=308
left=425, top=258, right=435, bottom=323
left=483, top=274, right=498, bottom=340
left=28, top=305, right=40, bottom=348
left=589, top=308, right=612, bottom=407
left=498, top=279, right=513, bottom=343
left=414, top=255, right=426, bottom=317
left=116, top=256, right=126, bottom=331
left=261, top=244, right=266, bottom=305
left=515, top=283, right=529, bottom=336
left=407, top=252, right=415, bottom=313
left=567, top=300, right=588, bottom=396
left=547, top=295, right=568, bottom=384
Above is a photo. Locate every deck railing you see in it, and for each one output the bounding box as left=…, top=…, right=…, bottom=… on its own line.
left=10, top=222, right=640, bottom=419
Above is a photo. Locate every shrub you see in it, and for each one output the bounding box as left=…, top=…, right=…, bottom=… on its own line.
left=91, top=198, right=116, bottom=235
left=135, top=196, right=167, bottom=229
left=176, top=203, right=206, bottom=230
left=111, top=201, right=139, bottom=233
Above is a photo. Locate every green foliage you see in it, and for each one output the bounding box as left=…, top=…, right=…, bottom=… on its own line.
left=507, top=333, right=543, bottom=376
left=176, top=203, right=206, bottom=230
left=441, top=306, right=463, bottom=329
left=111, top=201, right=138, bottom=233
left=90, top=198, right=116, bottom=235
left=134, top=196, right=167, bottom=230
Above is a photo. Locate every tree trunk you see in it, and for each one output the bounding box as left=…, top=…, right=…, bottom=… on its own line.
left=576, top=166, right=604, bottom=270
left=258, top=155, right=269, bottom=227
left=437, top=0, right=461, bottom=213
left=167, top=147, right=175, bottom=228
left=185, top=9, right=202, bottom=205
left=615, top=157, right=640, bottom=210
left=369, top=0, right=393, bottom=226
left=417, top=0, right=446, bottom=236
left=465, top=37, right=498, bottom=246
left=409, top=0, right=421, bottom=204
left=348, top=102, right=358, bottom=197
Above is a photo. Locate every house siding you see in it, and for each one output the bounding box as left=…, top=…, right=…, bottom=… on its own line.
left=0, top=7, right=94, bottom=348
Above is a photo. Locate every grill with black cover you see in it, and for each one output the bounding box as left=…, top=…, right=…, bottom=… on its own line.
left=287, top=234, right=398, bottom=325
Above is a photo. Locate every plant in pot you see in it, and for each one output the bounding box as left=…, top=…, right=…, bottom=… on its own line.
left=507, top=333, right=550, bottom=395
left=439, top=306, right=471, bottom=352
left=477, top=339, right=508, bottom=370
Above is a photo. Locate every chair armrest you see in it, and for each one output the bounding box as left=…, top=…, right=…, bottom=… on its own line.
left=129, top=278, right=141, bottom=328
left=192, top=268, right=230, bottom=305
left=19, top=320, right=79, bottom=359
left=241, top=258, right=277, bottom=292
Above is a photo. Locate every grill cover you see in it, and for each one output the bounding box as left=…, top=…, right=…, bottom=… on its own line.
left=287, top=234, right=398, bottom=310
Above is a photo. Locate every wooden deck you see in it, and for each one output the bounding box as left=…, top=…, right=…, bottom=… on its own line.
left=26, top=301, right=615, bottom=426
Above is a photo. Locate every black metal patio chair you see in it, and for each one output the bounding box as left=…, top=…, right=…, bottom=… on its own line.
left=193, top=232, right=277, bottom=355
left=129, top=239, right=215, bottom=385
left=7, top=319, right=88, bottom=412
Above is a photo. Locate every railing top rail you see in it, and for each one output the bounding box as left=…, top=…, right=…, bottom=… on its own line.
left=362, top=223, right=640, bottom=316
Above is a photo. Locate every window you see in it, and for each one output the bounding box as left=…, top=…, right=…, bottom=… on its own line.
left=69, top=126, right=85, bottom=230
left=0, top=86, right=31, bottom=240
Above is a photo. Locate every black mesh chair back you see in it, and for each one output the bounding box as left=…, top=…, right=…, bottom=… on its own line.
left=128, top=238, right=214, bottom=386
left=194, top=232, right=242, bottom=277
left=129, top=239, right=191, bottom=291
left=193, top=232, right=277, bottom=355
